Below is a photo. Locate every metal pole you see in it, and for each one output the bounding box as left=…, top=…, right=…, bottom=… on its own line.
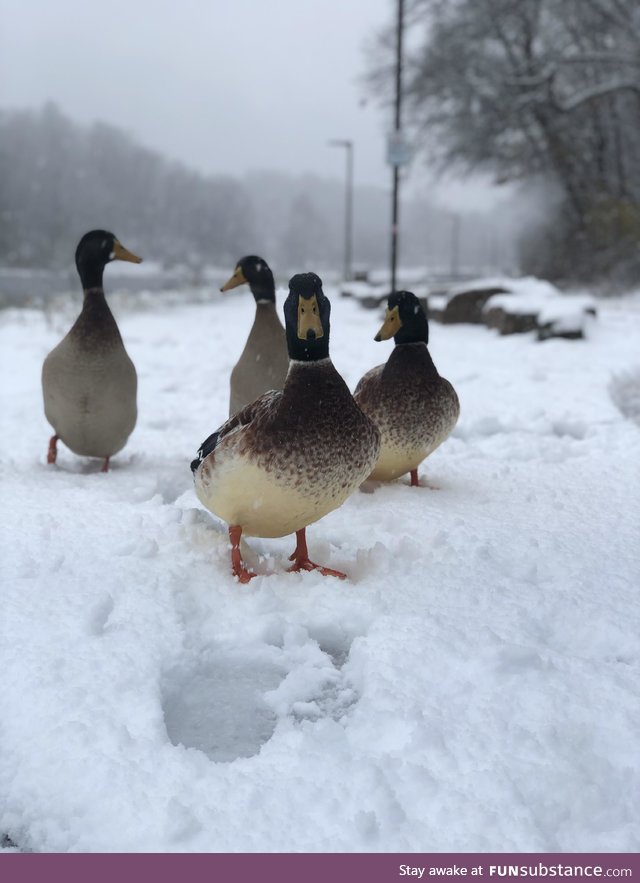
left=390, top=0, right=405, bottom=294
left=328, top=139, right=354, bottom=282
left=345, top=141, right=353, bottom=282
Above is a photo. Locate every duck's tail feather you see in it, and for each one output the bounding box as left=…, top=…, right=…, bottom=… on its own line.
left=190, top=430, right=219, bottom=474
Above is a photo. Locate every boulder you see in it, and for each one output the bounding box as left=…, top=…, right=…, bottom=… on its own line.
left=483, top=292, right=597, bottom=339
left=340, top=281, right=387, bottom=308
left=537, top=321, right=584, bottom=341
left=425, top=293, right=447, bottom=322
left=536, top=300, right=597, bottom=341
left=440, top=287, right=510, bottom=324
left=484, top=304, right=539, bottom=335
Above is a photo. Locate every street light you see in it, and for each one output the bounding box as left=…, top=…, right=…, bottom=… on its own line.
left=389, top=0, right=406, bottom=294
left=328, top=139, right=354, bottom=282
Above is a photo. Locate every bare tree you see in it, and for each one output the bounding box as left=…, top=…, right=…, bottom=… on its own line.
left=367, top=0, right=640, bottom=283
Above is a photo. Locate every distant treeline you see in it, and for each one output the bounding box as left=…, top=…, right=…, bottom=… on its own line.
left=0, top=103, right=256, bottom=270
left=0, top=103, right=516, bottom=276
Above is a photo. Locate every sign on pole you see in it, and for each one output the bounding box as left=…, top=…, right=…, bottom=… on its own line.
left=386, top=131, right=412, bottom=167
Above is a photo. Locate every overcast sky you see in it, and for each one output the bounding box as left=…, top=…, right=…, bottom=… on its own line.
left=1, top=1, right=400, bottom=178
left=0, top=0, right=510, bottom=210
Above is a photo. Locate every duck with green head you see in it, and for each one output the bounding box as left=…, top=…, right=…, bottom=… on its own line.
left=192, top=272, right=380, bottom=583
left=354, top=290, right=459, bottom=486
left=220, top=255, right=288, bottom=416
left=42, top=229, right=142, bottom=472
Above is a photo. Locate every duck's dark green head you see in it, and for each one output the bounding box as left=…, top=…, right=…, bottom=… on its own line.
left=75, top=230, right=142, bottom=291
left=284, top=272, right=330, bottom=361
left=375, top=290, right=429, bottom=345
left=220, top=255, right=275, bottom=303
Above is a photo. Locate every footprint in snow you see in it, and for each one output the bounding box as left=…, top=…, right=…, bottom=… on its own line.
left=161, top=625, right=363, bottom=761
left=609, top=367, right=640, bottom=427
left=88, top=593, right=115, bottom=636
left=162, top=651, right=284, bottom=762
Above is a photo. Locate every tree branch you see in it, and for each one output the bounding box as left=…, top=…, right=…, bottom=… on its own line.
left=554, top=78, right=640, bottom=112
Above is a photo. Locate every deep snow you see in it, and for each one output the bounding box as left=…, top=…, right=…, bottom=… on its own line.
left=1, top=283, right=639, bottom=852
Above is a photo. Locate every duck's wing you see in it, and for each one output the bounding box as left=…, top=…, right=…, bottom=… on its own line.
left=190, top=389, right=282, bottom=474
left=354, top=364, right=384, bottom=401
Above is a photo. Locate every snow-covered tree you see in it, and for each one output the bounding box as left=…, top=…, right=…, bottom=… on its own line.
left=368, top=0, right=640, bottom=283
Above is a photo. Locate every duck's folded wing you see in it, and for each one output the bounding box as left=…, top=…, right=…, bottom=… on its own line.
left=354, top=364, right=383, bottom=399
left=190, top=389, right=282, bottom=474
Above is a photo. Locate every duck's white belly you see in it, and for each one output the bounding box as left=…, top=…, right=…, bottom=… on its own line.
left=195, top=458, right=357, bottom=538
left=369, top=443, right=427, bottom=482
left=371, top=421, right=456, bottom=480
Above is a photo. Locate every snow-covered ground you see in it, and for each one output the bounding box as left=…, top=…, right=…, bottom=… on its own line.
left=1, top=283, right=639, bottom=853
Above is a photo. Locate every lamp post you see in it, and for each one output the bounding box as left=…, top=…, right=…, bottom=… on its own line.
left=328, top=139, right=354, bottom=282
left=388, top=0, right=406, bottom=294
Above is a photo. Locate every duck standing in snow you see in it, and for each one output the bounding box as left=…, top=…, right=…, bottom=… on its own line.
left=191, top=272, right=380, bottom=583
left=42, top=230, right=142, bottom=472
left=220, top=255, right=288, bottom=416
left=354, top=290, right=459, bottom=486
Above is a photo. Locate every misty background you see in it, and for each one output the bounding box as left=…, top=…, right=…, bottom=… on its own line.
left=1, top=0, right=638, bottom=289
left=0, top=103, right=519, bottom=278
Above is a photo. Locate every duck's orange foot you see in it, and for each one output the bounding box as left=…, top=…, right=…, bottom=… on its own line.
left=287, top=528, right=347, bottom=579
left=47, top=435, right=58, bottom=465
left=232, top=563, right=257, bottom=584
left=288, top=557, right=347, bottom=579
left=229, top=525, right=257, bottom=584
left=409, top=469, right=439, bottom=490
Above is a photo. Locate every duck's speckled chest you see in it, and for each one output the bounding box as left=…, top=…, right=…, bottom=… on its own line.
left=355, top=343, right=459, bottom=472
left=238, top=361, right=380, bottom=494
left=196, top=360, right=381, bottom=537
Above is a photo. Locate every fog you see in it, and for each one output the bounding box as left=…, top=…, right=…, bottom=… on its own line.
left=0, top=0, right=511, bottom=205
left=1, top=1, right=395, bottom=184
left=0, top=0, right=527, bottom=281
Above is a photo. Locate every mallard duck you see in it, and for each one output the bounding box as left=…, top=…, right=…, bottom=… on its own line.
left=354, top=290, right=459, bottom=485
left=220, top=255, right=288, bottom=416
left=191, top=272, right=380, bottom=583
left=42, top=230, right=142, bottom=472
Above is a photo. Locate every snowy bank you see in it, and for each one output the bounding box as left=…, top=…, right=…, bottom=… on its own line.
left=1, top=285, right=639, bottom=852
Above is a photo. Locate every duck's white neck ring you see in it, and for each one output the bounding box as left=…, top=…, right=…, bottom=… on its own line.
left=288, top=357, right=332, bottom=367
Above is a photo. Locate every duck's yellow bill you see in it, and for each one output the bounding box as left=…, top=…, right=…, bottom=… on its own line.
left=297, top=294, right=324, bottom=340
left=112, top=240, right=142, bottom=264
left=374, top=306, right=401, bottom=341
left=221, top=266, right=247, bottom=292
